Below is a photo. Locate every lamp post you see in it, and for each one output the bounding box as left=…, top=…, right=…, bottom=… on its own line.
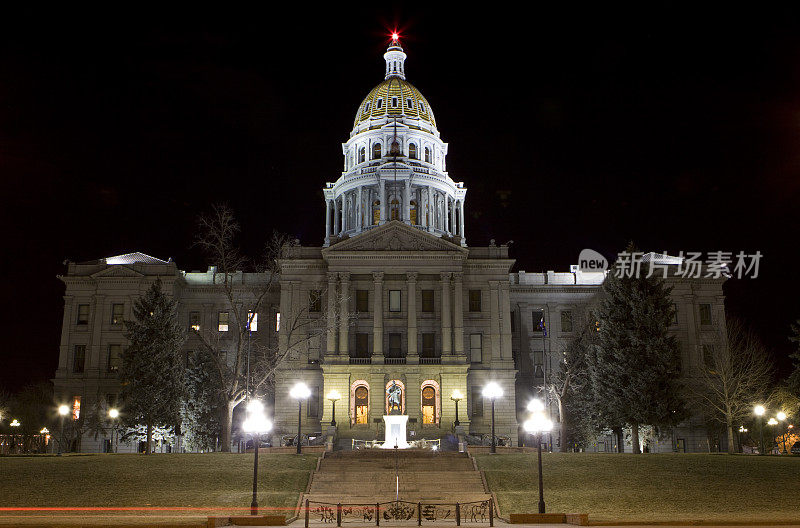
left=57, top=404, right=70, bottom=456
left=754, top=404, right=765, bottom=455
left=738, top=425, right=747, bottom=453
left=243, top=399, right=273, bottom=516
left=9, top=419, right=20, bottom=454
left=291, top=383, right=311, bottom=455
left=451, top=390, right=464, bottom=427
left=775, top=411, right=788, bottom=454
left=524, top=399, right=553, bottom=514
left=108, top=408, right=119, bottom=453
left=327, top=390, right=341, bottom=427
left=482, top=382, right=503, bottom=454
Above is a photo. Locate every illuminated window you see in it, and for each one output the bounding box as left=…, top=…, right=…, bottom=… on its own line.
left=409, top=143, right=417, bottom=159
left=421, top=333, right=436, bottom=358
left=422, top=385, right=436, bottom=424
left=389, top=290, right=401, bottom=312
left=107, top=344, right=121, bottom=373
left=309, top=290, right=322, bottom=313
left=424, top=147, right=431, bottom=163
left=217, top=312, right=229, bottom=332
left=76, top=304, right=89, bottom=325
left=275, top=312, right=281, bottom=332
left=410, top=200, right=417, bottom=225
left=561, top=310, right=573, bottom=333
left=470, top=334, right=482, bottom=363
left=354, top=385, right=369, bottom=424
left=72, top=396, right=81, bottom=420
left=356, top=290, right=369, bottom=312
left=421, top=290, right=434, bottom=313
left=189, top=311, right=200, bottom=331
left=111, top=304, right=124, bottom=325
left=247, top=311, right=258, bottom=332
left=469, top=290, right=481, bottom=312
left=532, top=310, right=544, bottom=332
left=699, top=304, right=712, bottom=325
left=372, top=143, right=382, bottom=160
left=73, top=345, right=86, bottom=373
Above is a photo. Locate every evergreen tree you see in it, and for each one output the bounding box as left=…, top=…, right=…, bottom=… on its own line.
left=591, top=251, right=685, bottom=453
left=181, top=352, right=224, bottom=451
left=121, top=279, right=186, bottom=454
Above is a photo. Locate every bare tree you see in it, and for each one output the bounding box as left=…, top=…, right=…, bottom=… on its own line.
left=687, top=319, right=773, bottom=454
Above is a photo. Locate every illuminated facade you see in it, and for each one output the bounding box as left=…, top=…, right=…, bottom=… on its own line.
left=53, top=40, right=728, bottom=454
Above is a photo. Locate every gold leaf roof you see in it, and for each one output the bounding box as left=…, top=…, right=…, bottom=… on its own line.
left=354, top=78, right=436, bottom=129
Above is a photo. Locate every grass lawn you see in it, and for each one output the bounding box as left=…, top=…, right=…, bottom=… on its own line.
left=0, top=452, right=317, bottom=522
left=475, top=452, right=800, bottom=524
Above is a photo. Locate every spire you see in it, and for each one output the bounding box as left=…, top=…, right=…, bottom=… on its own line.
left=384, top=34, right=407, bottom=80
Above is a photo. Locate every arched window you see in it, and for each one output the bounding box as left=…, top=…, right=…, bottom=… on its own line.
left=365, top=102, right=371, bottom=112
left=407, top=98, right=413, bottom=109
left=419, top=101, right=425, bottom=112
left=351, top=381, right=370, bottom=425
left=410, top=200, right=417, bottom=225
left=359, top=147, right=366, bottom=163
left=424, top=147, right=431, bottom=163
left=421, top=380, right=440, bottom=425
left=392, top=97, right=398, bottom=108
left=377, top=98, right=383, bottom=109
left=373, top=200, right=381, bottom=225
left=390, top=198, right=400, bottom=221
left=372, top=143, right=382, bottom=160
left=409, top=143, right=417, bottom=160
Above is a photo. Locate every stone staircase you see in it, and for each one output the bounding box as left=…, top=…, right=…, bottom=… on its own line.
left=303, top=449, right=491, bottom=505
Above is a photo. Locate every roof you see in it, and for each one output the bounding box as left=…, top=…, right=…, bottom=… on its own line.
left=354, top=78, right=436, bottom=129
left=102, top=252, right=170, bottom=265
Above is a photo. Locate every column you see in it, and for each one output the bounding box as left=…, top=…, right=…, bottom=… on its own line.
left=452, top=272, right=464, bottom=356
left=373, top=272, right=384, bottom=358
left=357, top=186, right=363, bottom=232
left=500, top=282, right=512, bottom=360
left=338, top=273, right=349, bottom=356
left=450, top=197, right=456, bottom=235
left=342, top=193, right=348, bottom=232
left=441, top=272, right=452, bottom=355
left=407, top=272, right=418, bottom=360
left=404, top=180, right=411, bottom=224
left=278, top=282, right=292, bottom=358
left=427, top=186, right=433, bottom=232
left=459, top=200, right=466, bottom=243
left=334, top=198, right=340, bottom=236
left=88, top=294, right=105, bottom=373
left=325, top=200, right=331, bottom=243
left=57, top=296, right=74, bottom=374
left=379, top=180, right=387, bottom=224
left=326, top=273, right=338, bottom=355
left=489, top=281, right=501, bottom=361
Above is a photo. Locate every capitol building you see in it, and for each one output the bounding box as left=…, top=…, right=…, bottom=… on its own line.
left=53, top=38, right=726, bottom=454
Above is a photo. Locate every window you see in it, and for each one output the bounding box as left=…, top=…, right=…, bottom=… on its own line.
left=309, top=290, right=322, bottom=313
left=107, top=344, right=121, bottom=373
left=73, top=345, right=86, bottom=373
left=470, top=334, right=482, bottom=363
left=392, top=97, right=398, bottom=108
left=469, top=290, right=481, bottom=312
left=276, top=312, right=281, bottom=332
left=189, top=311, right=201, bottom=331
left=365, top=101, right=371, bottom=112
left=387, top=333, right=402, bottom=358
left=407, top=97, right=413, bottom=108
left=672, top=304, right=679, bottom=326
left=218, top=312, right=229, bottom=332
left=699, top=304, right=712, bottom=325
left=422, top=333, right=436, bottom=357
left=424, top=147, right=431, bottom=163
left=422, top=385, right=436, bottom=424
left=72, top=396, right=81, bottom=420
left=377, top=98, right=383, bottom=109
left=359, top=147, right=366, bottom=163
left=510, top=312, right=516, bottom=333
left=532, top=310, right=545, bottom=332
left=307, top=386, right=320, bottom=418
left=533, top=350, right=544, bottom=378
left=561, top=310, right=573, bottom=333
left=355, top=333, right=369, bottom=358
left=702, top=344, right=716, bottom=370
left=372, top=143, right=382, bottom=160
left=421, top=290, right=434, bottom=313
left=471, top=388, right=483, bottom=417
left=354, top=386, right=369, bottom=424
left=247, top=311, right=258, bottom=332
left=409, top=143, right=417, bottom=159
left=111, top=304, right=124, bottom=325
left=389, top=290, right=401, bottom=312
left=76, top=304, right=89, bottom=325
left=356, top=290, right=369, bottom=312
left=419, top=101, right=425, bottom=112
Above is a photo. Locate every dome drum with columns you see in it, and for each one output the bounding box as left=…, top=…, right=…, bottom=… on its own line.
left=324, top=38, right=467, bottom=247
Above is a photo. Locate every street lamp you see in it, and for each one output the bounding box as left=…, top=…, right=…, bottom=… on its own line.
left=738, top=425, right=748, bottom=453
left=482, top=382, right=503, bottom=454
left=10, top=420, right=20, bottom=454
left=291, top=383, right=311, bottom=455
left=243, top=399, right=273, bottom=516
left=451, top=390, right=464, bottom=427
left=754, top=404, right=765, bottom=455
left=57, top=404, right=70, bottom=456
left=108, top=408, right=120, bottom=453
left=327, top=390, right=341, bottom=427
left=524, top=400, right=553, bottom=514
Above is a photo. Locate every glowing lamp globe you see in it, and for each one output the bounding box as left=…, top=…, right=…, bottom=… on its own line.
left=527, top=399, right=545, bottom=413
left=58, top=405, right=70, bottom=417
left=767, top=418, right=778, bottom=426
left=243, top=416, right=272, bottom=434
left=290, top=383, right=311, bottom=400
left=482, top=382, right=503, bottom=400
left=327, top=390, right=341, bottom=401
left=451, top=389, right=464, bottom=401
left=523, top=415, right=553, bottom=435
left=777, top=411, right=787, bottom=421
left=108, top=408, right=119, bottom=419
left=392, top=32, right=399, bottom=42
left=754, top=405, right=765, bottom=416
left=247, top=399, right=264, bottom=413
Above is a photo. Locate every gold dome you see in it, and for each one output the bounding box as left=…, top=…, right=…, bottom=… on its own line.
left=353, top=78, right=436, bottom=129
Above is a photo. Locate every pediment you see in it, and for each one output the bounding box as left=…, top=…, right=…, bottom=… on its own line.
left=91, top=265, right=145, bottom=279
left=324, top=221, right=466, bottom=253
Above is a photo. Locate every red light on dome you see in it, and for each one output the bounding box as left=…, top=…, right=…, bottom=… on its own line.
left=391, top=32, right=400, bottom=42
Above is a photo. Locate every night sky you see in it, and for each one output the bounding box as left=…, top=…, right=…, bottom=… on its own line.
left=2, top=5, right=799, bottom=392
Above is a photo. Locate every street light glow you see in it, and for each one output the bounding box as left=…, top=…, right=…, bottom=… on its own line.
left=754, top=405, right=765, bottom=416
left=290, top=382, right=311, bottom=400
left=482, top=382, right=503, bottom=400
left=451, top=389, right=464, bottom=401
left=10, top=419, right=20, bottom=427
left=108, top=408, right=119, bottom=419
left=767, top=418, right=778, bottom=425
left=326, top=389, right=341, bottom=401
left=58, top=404, right=70, bottom=416
left=776, top=411, right=787, bottom=421
left=523, top=415, right=553, bottom=434
left=247, top=399, right=264, bottom=413
left=243, top=399, right=272, bottom=434
left=527, top=399, right=545, bottom=412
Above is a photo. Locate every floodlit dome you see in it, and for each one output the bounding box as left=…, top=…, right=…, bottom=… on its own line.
left=353, top=78, right=437, bottom=129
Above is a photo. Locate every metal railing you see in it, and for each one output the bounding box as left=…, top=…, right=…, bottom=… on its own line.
left=305, top=498, right=493, bottom=526
left=350, top=439, right=441, bottom=450
left=419, top=357, right=441, bottom=365
left=350, top=357, right=372, bottom=365
left=385, top=357, right=407, bottom=365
